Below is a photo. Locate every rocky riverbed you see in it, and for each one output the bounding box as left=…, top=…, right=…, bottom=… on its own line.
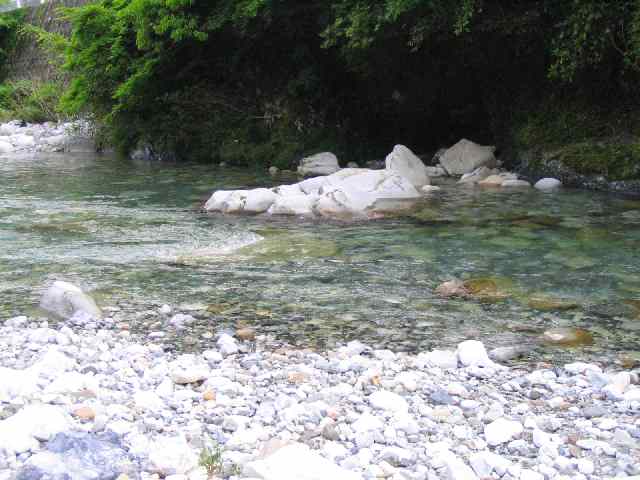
left=1, top=301, right=639, bottom=480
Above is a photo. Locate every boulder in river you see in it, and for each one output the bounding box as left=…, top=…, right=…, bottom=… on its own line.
left=439, top=139, right=497, bottom=175
left=534, top=178, right=562, bottom=191
left=542, top=327, right=594, bottom=346
left=313, top=168, right=421, bottom=219
left=385, top=144, right=431, bottom=187
left=40, top=281, right=102, bottom=320
left=297, top=152, right=340, bottom=177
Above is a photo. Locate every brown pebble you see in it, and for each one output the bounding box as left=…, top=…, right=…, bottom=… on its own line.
left=287, top=372, right=307, bottom=384
left=73, top=406, right=95, bottom=420
left=203, top=390, right=216, bottom=401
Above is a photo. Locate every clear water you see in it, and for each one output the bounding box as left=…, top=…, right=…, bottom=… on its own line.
left=2, top=152, right=640, bottom=363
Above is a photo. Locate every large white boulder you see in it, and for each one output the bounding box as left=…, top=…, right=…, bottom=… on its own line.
left=268, top=194, right=315, bottom=216
left=313, top=169, right=421, bottom=219
left=440, top=139, right=497, bottom=175
left=244, top=442, right=362, bottom=480
left=385, top=144, right=430, bottom=187
left=40, top=281, right=102, bottom=320
left=298, top=152, right=340, bottom=177
left=239, top=189, right=278, bottom=213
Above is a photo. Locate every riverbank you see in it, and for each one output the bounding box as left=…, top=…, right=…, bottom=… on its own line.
left=1, top=307, right=638, bottom=480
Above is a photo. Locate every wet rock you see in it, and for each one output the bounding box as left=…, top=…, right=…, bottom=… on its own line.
left=463, top=278, right=513, bottom=303
left=526, top=295, right=579, bottom=311
left=542, top=328, right=594, bottom=346
left=40, top=281, right=102, bottom=320
left=435, top=279, right=469, bottom=298
left=385, top=144, right=431, bottom=188
left=439, top=139, right=497, bottom=175
left=298, top=152, right=340, bottom=177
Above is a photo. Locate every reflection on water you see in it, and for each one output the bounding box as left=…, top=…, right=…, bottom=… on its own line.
left=1, top=152, right=640, bottom=363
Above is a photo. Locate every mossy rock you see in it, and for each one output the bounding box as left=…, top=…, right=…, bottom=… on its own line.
left=526, top=294, right=579, bottom=312
left=463, top=277, right=517, bottom=303
left=542, top=327, right=594, bottom=346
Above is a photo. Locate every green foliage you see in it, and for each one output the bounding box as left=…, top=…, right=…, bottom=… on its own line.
left=58, top=0, right=640, bottom=167
left=198, top=441, right=223, bottom=477
left=0, top=80, right=61, bottom=123
left=513, top=97, right=640, bottom=180
left=0, top=9, right=25, bottom=78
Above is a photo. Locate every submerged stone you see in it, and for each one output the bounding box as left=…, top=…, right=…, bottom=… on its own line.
left=542, top=327, right=594, bottom=346
left=526, top=295, right=579, bottom=311
left=463, top=277, right=514, bottom=303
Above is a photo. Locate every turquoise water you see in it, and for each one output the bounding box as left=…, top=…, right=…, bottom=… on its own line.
left=1, top=152, right=639, bottom=362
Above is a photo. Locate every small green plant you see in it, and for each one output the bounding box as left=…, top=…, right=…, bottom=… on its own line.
left=199, top=441, right=224, bottom=477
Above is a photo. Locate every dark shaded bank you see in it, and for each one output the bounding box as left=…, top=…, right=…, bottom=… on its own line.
left=2, top=1, right=639, bottom=191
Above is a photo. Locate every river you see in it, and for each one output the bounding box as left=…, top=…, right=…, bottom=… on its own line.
left=1, top=152, right=639, bottom=364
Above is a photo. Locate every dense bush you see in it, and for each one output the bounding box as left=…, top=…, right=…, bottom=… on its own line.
left=0, top=7, right=24, bottom=78
left=57, top=0, right=640, bottom=166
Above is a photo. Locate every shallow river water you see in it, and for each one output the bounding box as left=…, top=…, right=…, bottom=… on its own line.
left=1, top=153, right=640, bottom=363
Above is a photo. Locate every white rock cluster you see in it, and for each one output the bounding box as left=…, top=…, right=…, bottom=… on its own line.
left=0, top=305, right=638, bottom=480
left=0, top=120, right=95, bottom=154
left=206, top=145, right=429, bottom=220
